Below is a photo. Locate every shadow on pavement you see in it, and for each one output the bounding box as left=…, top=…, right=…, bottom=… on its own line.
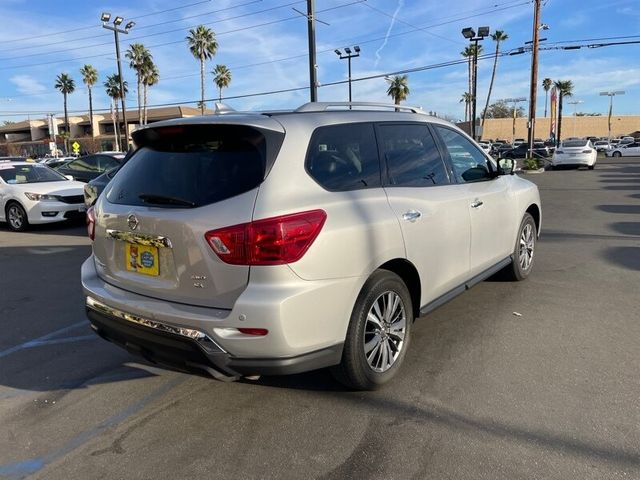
left=610, top=222, right=640, bottom=236
left=601, top=246, right=640, bottom=271
left=597, top=205, right=640, bottom=214
left=0, top=218, right=87, bottom=236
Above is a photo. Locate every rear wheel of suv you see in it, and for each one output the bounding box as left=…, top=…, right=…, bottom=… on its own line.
left=613, top=151, right=622, bottom=158
left=503, top=213, right=536, bottom=281
left=332, top=270, right=413, bottom=390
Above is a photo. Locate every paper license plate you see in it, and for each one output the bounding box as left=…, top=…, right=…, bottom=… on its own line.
left=125, top=243, right=159, bottom=276
left=570, top=153, right=578, bottom=157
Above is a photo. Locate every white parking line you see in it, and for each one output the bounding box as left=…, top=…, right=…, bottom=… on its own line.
left=0, top=321, right=93, bottom=359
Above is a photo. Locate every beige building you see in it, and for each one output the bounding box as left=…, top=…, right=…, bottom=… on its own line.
left=0, top=106, right=205, bottom=156
left=480, top=115, right=640, bottom=142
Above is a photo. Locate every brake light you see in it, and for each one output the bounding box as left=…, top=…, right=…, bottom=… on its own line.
left=205, top=210, right=326, bottom=265
left=86, top=206, right=95, bottom=241
left=237, top=328, right=269, bottom=336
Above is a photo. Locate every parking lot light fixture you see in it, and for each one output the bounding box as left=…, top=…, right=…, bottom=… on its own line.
left=461, top=27, right=489, bottom=139
left=335, top=46, right=361, bottom=105
left=101, top=13, right=133, bottom=149
left=599, top=91, right=625, bottom=140
left=462, top=27, right=475, bottom=39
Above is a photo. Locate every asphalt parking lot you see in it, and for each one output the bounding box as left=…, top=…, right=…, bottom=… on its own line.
left=1, top=156, right=639, bottom=480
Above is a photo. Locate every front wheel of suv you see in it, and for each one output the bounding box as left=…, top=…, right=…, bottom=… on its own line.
left=503, top=213, right=537, bottom=281
left=332, top=270, right=413, bottom=390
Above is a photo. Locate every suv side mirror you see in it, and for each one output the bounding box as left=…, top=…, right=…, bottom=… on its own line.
left=498, top=158, right=515, bottom=175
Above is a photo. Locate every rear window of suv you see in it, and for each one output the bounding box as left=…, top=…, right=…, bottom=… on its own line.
left=106, top=124, right=283, bottom=208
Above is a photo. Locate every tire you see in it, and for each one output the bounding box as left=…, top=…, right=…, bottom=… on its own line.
left=613, top=151, right=622, bottom=158
left=503, top=213, right=536, bottom=281
left=5, top=202, right=29, bottom=232
left=332, top=270, right=413, bottom=390
left=588, top=164, right=595, bottom=170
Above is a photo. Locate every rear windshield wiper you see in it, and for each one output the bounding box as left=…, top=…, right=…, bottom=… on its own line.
left=139, top=193, right=196, bottom=207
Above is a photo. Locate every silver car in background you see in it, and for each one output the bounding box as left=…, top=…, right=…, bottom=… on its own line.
left=82, top=102, right=541, bottom=390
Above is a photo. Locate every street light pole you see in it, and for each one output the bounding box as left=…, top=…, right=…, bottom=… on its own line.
left=599, top=91, right=625, bottom=140
left=101, top=13, right=134, bottom=150
left=567, top=100, right=584, bottom=137
left=501, top=97, right=527, bottom=144
left=335, top=46, right=360, bottom=105
left=462, top=26, right=489, bottom=140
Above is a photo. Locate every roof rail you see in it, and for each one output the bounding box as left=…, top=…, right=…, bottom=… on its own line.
left=294, top=102, right=426, bottom=114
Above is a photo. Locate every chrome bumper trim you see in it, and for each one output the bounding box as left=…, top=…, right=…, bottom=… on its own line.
left=86, top=296, right=225, bottom=353
left=106, top=229, right=173, bottom=249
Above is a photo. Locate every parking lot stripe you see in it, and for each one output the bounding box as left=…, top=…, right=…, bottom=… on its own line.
left=0, top=321, right=87, bottom=359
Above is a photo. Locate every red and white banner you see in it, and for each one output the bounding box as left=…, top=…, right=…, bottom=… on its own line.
left=549, top=87, right=557, bottom=140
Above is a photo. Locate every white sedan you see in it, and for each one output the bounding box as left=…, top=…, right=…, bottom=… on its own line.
left=551, top=139, right=597, bottom=169
left=0, top=161, right=86, bottom=231
left=606, top=142, right=640, bottom=157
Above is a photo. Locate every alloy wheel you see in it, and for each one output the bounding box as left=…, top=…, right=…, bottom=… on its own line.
left=519, top=223, right=535, bottom=271
left=363, top=291, right=407, bottom=373
left=8, top=205, right=25, bottom=230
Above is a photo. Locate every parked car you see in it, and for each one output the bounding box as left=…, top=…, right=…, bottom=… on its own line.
left=42, top=156, right=75, bottom=169
left=83, top=150, right=134, bottom=207
left=513, top=138, right=526, bottom=146
left=500, top=142, right=550, bottom=160
left=0, top=161, right=86, bottom=231
left=55, top=153, right=125, bottom=183
left=551, top=139, right=597, bottom=169
left=593, top=141, right=611, bottom=152
left=0, top=156, right=28, bottom=162
left=606, top=142, right=640, bottom=157
left=478, top=142, right=491, bottom=154
left=82, top=102, right=541, bottom=390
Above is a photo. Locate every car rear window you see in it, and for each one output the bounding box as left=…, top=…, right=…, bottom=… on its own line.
left=562, top=140, right=588, bottom=148
left=106, top=124, right=283, bottom=208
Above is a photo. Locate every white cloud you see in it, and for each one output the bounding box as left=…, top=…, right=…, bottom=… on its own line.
left=9, top=74, right=47, bottom=95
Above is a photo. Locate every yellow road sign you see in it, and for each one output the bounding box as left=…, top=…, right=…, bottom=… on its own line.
left=72, top=141, right=80, bottom=154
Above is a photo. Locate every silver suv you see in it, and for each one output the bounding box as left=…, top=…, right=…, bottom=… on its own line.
left=82, top=102, right=541, bottom=390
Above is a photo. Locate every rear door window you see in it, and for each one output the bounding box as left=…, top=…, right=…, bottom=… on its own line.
left=305, top=123, right=381, bottom=191
left=434, top=126, right=493, bottom=183
left=106, top=124, right=282, bottom=208
left=377, top=123, right=450, bottom=187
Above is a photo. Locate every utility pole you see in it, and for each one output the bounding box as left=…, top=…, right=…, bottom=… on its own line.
left=526, top=0, right=541, bottom=158
left=307, top=0, right=318, bottom=102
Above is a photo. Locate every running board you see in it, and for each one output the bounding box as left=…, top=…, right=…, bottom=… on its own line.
left=419, top=256, right=513, bottom=316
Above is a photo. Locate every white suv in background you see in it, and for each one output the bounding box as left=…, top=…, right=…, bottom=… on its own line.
left=82, top=102, right=541, bottom=390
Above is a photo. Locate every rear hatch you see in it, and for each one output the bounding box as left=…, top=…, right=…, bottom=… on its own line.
left=92, top=120, right=285, bottom=309
left=558, top=140, right=591, bottom=156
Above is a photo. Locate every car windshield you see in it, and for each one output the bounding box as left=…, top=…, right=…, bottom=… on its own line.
left=0, top=163, right=67, bottom=184
left=561, top=140, right=588, bottom=148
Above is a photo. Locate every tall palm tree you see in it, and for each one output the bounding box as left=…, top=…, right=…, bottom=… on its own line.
left=104, top=74, right=128, bottom=149
left=461, top=45, right=483, bottom=125
left=126, top=43, right=152, bottom=125
left=54, top=73, right=75, bottom=153
left=481, top=30, right=508, bottom=128
left=554, top=80, right=574, bottom=146
left=542, top=78, right=553, bottom=117
left=212, top=64, right=232, bottom=102
left=460, top=92, right=471, bottom=123
left=386, top=75, right=410, bottom=106
left=141, top=61, right=159, bottom=125
left=186, top=25, right=218, bottom=115
left=79, top=65, right=98, bottom=136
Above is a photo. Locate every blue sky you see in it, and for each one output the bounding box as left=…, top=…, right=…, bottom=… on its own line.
left=0, top=0, right=639, bottom=123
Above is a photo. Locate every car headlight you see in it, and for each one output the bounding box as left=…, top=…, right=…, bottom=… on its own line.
left=24, top=192, right=58, bottom=201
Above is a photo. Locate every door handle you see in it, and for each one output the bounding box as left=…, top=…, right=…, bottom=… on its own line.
left=470, top=200, right=484, bottom=209
left=402, top=210, right=422, bottom=222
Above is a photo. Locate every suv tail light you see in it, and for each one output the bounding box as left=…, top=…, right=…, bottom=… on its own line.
left=86, top=206, right=95, bottom=241
left=205, top=210, right=326, bottom=265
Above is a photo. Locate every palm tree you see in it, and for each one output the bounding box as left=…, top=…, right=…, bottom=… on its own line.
left=141, top=61, right=159, bottom=125
left=186, top=25, right=218, bottom=115
left=54, top=73, right=75, bottom=153
left=554, top=80, right=574, bottom=146
left=481, top=30, right=508, bottom=129
left=460, top=92, right=471, bottom=123
left=212, top=64, right=232, bottom=102
left=104, top=74, right=128, bottom=149
left=79, top=65, right=98, bottom=137
left=542, top=78, right=553, bottom=117
left=386, top=75, right=410, bottom=107
left=126, top=43, right=152, bottom=125
left=461, top=45, right=483, bottom=125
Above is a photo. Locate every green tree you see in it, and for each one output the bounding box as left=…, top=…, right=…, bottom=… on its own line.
left=141, top=61, right=159, bottom=125
left=126, top=43, right=152, bottom=125
left=481, top=30, right=508, bottom=129
left=54, top=73, right=75, bottom=153
left=104, top=74, right=128, bottom=149
left=554, top=80, right=574, bottom=145
left=186, top=25, right=218, bottom=115
left=542, top=78, right=552, bottom=117
left=483, top=100, right=524, bottom=119
left=386, top=75, right=410, bottom=106
left=212, top=64, right=232, bottom=102
left=79, top=65, right=98, bottom=136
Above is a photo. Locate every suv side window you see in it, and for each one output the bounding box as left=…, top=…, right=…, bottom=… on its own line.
left=434, top=126, right=492, bottom=183
left=98, top=155, right=119, bottom=172
left=377, top=123, right=449, bottom=187
left=67, top=156, right=99, bottom=172
left=306, top=123, right=381, bottom=191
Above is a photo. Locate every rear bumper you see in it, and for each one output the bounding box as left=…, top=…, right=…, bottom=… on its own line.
left=87, top=302, right=343, bottom=377
left=552, top=155, right=595, bottom=166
